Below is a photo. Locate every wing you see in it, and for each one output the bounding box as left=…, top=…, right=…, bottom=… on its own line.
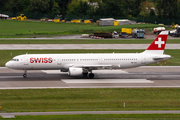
left=64, top=64, right=121, bottom=71
left=78, top=64, right=121, bottom=70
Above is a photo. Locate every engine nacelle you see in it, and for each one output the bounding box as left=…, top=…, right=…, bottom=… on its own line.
left=68, top=67, right=83, bottom=76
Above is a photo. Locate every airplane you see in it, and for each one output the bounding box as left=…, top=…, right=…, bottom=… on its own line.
left=5, top=31, right=171, bottom=79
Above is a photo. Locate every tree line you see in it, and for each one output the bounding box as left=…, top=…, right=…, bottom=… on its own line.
left=0, top=0, right=180, bottom=21
left=0, top=0, right=71, bottom=19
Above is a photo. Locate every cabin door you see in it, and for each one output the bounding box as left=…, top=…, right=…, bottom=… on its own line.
left=24, top=56, right=29, bottom=65
left=98, top=58, right=103, bottom=64
left=57, top=57, right=62, bottom=65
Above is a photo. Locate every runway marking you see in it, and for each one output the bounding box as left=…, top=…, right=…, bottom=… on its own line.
left=42, top=70, right=67, bottom=74
left=0, top=67, right=7, bottom=69
left=1, top=110, right=180, bottom=116
left=2, top=86, right=180, bottom=89
left=0, top=76, right=22, bottom=78
left=1, top=115, right=15, bottom=118
left=94, top=70, right=128, bottom=74
left=61, top=79, right=154, bottom=84
left=0, top=87, right=69, bottom=89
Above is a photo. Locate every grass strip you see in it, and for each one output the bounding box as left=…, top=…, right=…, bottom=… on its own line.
left=0, top=88, right=180, bottom=112
left=1, top=39, right=180, bottom=44
left=1, top=114, right=180, bottom=120
left=0, top=20, right=164, bottom=38
left=0, top=49, right=178, bottom=66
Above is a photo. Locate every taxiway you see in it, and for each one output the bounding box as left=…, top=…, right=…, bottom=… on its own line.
left=1, top=66, right=180, bottom=89
left=1, top=110, right=180, bottom=117
left=0, top=44, right=180, bottom=50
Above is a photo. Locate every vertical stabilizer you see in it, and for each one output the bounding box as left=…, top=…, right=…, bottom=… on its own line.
left=143, top=31, right=168, bottom=54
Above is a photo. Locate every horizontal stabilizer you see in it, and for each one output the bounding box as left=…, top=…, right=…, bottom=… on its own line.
left=153, top=55, right=172, bottom=60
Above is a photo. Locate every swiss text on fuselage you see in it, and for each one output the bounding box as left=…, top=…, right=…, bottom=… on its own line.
left=30, top=57, right=53, bottom=63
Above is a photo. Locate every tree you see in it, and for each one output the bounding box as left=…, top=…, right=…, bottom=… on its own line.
left=55, top=0, right=72, bottom=17
left=89, top=0, right=101, bottom=2
left=77, top=0, right=90, bottom=16
left=66, top=0, right=79, bottom=15
left=150, top=9, right=155, bottom=17
left=95, top=0, right=127, bottom=17
left=94, top=1, right=106, bottom=16
left=138, top=1, right=155, bottom=17
left=29, top=0, right=50, bottom=14
left=51, top=1, right=60, bottom=16
left=0, top=0, right=6, bottom=11
left=156, top=0, right=178, bottom=19
left=67, top=0, right=92, bottom=17
left=133, top=0, right=146, bottom=17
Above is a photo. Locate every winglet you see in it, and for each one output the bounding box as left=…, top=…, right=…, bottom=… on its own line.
left=143, top=31, right=168, bottom=54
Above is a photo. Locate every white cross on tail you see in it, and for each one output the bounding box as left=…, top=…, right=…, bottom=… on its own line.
left=155, top=37, right=165, bottom=48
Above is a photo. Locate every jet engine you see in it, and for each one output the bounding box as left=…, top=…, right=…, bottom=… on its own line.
left=68, top=67, right=83, bottom=76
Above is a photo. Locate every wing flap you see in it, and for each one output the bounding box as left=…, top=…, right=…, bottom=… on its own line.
left=83, top=65, right=112, bottom=67
left=82, top=64, right=121, bottom=70
left=72, top=65, right=121, bottom=70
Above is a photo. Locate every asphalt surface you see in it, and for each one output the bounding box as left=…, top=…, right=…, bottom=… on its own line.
left=0, top=34, right=179, bottom=50
left=0, top=44, right=180, bottom=50
left=1, top=66, right=180, bottom=89
left=1, top=111, right=180, bottom=117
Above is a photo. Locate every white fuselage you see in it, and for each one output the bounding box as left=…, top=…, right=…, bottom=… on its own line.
left=5, top=52, right=169, bottom=70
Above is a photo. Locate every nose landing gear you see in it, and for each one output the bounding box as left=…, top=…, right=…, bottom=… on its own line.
left=23, top=70, right=27, bottom=78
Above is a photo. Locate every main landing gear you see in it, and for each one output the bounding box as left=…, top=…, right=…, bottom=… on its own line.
left=83, top=72, right=95, bottom=79
left=23, top=70, right=27, bottom=78
left=89, top=73, right=94, bottom=79
left=83, top=73, right=88, bottom=76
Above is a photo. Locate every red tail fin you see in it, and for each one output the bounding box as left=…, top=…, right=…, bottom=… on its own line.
left=147, top=31, right=168, bottom=50
left=143, top=31, right=168, bottom=54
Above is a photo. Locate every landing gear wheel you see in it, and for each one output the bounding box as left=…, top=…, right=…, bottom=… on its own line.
left=23, top=70, right=27, bottom=78
left=23, top=74, right=27, bottom=78
left=89, top=73, right=94, bottom=79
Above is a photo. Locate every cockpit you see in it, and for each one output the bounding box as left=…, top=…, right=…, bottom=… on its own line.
left=11, top=59, right=19, bottom=62
left=5, top=56, right=22, bottom=69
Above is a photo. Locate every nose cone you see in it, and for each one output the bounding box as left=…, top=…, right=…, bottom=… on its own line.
left=5, top=61, right=11, bottom=68
left=5, top=61, right=13, bottom=68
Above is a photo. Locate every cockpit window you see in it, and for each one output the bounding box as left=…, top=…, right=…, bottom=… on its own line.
left=11, top=59, right=19, bottom=61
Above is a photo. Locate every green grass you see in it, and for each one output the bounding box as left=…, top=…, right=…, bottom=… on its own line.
left=1, top=114, right=180, bottom=120
left=0, top=88, right=180, bottom=112
left=0, top=49, right=178, bottom=66
left=0, top=19, right=163, bottom=38
left=1, top=39, right=180, bottom=44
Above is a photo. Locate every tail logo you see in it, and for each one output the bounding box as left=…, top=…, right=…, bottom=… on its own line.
left=155, top=37, right=165, bottom=48
left=146, top=31, right=168, bottom=51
